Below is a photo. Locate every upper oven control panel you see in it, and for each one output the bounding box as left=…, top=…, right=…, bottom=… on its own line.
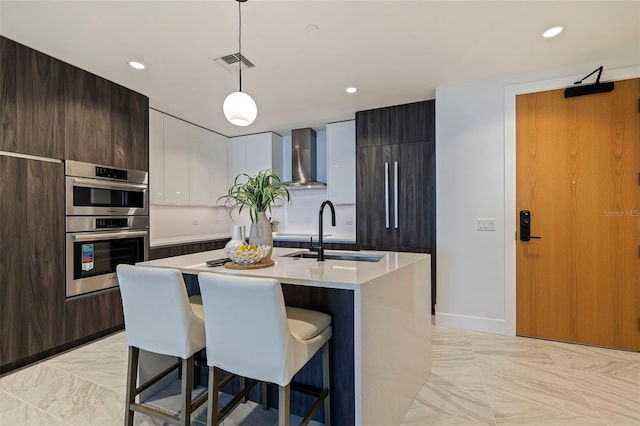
left=95, top=166, right=128, bottom=181
left=65, top=160, right=148, bottom=185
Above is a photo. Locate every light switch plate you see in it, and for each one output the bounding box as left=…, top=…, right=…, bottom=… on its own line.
left=477, top=218, right=496, bottom=231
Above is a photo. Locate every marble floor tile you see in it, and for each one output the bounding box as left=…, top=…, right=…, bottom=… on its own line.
left=566, top=370, right=640, bottom=424
left=0, top=363, right=68, bottom=396
left=492, top=404, right=607, bottom=426
left=0, top=394, right=70, bottom=426
left=85, top=330, right=129, bottom=359
left=3, top=325, right=638, bottom=426
left=72, top=355, right=129, bottom=394
left=480, top=358, right=597, bottom=418
left=410, top=378, right=495, bottom=424
left=18, top=373, right=125, bottom=426
left=44, top=345, right=119, bottom=373
left=541, top=339, right=634, bottom=362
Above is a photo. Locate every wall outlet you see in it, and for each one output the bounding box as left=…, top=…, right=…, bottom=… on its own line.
left=477, top=218, right=496, bottom=231
left=345, top=219, right=354, bottom=226
left=191, top=220, right=199, bottom=226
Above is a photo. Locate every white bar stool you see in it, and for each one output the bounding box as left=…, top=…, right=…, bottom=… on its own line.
left=198, top=272, right=332, bottom=426
left=117, top=264, right=207, bottom=426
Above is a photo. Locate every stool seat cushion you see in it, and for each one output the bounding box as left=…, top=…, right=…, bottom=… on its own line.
left=285, top=307, right=331, bottom=340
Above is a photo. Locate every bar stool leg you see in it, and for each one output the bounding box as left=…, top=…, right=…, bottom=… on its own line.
left=261, top=382, right=269, bottom=410
left=207, top=367, right=220, bottom=426
left=278, top=384, right=290, bottom=426
left=322, top=341, right=331, bottom=426
left=125, top=346, right=139, bottom=426
left=180, top=356, right=194, bottom=426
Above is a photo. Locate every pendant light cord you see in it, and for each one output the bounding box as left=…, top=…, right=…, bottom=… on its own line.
left=238, top=0, right=242, bottom=93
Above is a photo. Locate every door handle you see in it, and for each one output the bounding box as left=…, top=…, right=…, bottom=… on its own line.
left=393, top=161, right=399, bottom=229
left=385, top=162, right=390, bottom=228
left=520, top=210, right=541, bottom=241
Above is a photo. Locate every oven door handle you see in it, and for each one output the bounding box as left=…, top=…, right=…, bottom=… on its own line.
left=71, top=230, right=149, bottom=241
left=71, top=177, right=148, bottom=191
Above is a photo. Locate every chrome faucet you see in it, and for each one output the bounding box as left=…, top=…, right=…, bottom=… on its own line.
left=310, top=200, right=336, bottom=261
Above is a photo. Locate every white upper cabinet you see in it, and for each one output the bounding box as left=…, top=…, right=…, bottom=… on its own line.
left=149, top=109, right=165, bottom=203
left=163, top=115, right=190, bottom=204
left=210, top=132, right=228, bottom=205
left=149, top=109, right=228, bottom=206
left=188, top=125, right=212, bottom=205
left=326, top=120, right=356, bottom=204
left=227, top=132, right=283, bottom=186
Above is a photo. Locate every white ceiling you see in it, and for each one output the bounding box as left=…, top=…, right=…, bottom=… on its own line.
left=1, top=1, right=639, bottom=137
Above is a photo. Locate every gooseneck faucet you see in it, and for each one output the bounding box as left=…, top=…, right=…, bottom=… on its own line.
left=310, top=200, right=336, bottom=261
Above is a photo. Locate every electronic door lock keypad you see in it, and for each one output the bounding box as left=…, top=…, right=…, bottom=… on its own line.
left=520, top=210, right=541, bottom=241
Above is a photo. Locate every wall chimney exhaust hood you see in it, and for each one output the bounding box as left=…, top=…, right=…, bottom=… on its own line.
left=284, top=128, right=327, bottom=189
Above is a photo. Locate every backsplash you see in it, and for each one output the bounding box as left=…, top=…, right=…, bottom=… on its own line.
left=150, top=189, right=355, bottom=241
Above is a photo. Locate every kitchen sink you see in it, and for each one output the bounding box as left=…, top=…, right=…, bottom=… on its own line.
left=282, top=250, right=383, bottom=262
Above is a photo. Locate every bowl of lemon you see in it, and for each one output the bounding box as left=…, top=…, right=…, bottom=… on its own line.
left=224, top=243, right=271, bottom=265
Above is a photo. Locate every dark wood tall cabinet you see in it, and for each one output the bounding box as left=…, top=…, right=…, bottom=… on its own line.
left=356, top=100, right=436, bottom=308
left=0, top=156, right=65, bottom=367
left=0, top=36, right=149, bottom=372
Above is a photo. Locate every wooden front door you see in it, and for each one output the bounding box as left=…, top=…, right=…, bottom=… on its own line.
left=516, top=78, right=640, bottom=351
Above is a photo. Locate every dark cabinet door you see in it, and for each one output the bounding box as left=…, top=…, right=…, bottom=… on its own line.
left=15, top=41, right=65, bottom=158
left=356, top=144, right=399, bottom=250
left=64, top=288, right=124, bottom=342
left=64, top=63, right=114, bottom=164
left=112, top=85, right=149, bottom=171
left=394, top=141, right=435, bottom=251
left=0, top=37, right=17, bottom=153
left=0, top=156, right=65, bottom=367
left=356, top=100, right=435, bottom=148
left=357, top=142, right=434, bottom=252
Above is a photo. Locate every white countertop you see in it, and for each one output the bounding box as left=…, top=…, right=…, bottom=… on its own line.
left=150, top=233, right=356, bottom=248
left=138, top=247, right=427, bottom=290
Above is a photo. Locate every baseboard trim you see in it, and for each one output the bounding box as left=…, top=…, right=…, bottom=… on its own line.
left=435, top=312, right=506, bottom=335
left=0, top=325, right=124, bottom=375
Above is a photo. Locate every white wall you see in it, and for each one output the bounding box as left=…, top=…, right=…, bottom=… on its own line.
left=435, top=58, right=640, bottom=334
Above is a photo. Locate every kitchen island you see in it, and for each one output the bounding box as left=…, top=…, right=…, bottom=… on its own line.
left=138, top=247, right=431, bottom=425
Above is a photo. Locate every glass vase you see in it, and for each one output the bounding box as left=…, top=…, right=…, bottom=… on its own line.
left=249, top=212, right=273, bottom=259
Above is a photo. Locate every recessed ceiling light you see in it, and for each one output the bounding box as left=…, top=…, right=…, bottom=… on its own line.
left=128, top=61, right=145, bottom=70
left=346, top=87, right=357, bottom=94
left=543, top=26, right=563, bottom=38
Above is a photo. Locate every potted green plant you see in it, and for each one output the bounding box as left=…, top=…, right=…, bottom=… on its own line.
left=218, top=169, right=290, bottom=259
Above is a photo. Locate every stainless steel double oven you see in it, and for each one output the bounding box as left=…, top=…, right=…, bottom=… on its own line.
left=65, top=160, right=149, bottom=297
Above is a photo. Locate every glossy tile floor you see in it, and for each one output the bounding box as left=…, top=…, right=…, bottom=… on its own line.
left=1, top=325, right=638, bottom=426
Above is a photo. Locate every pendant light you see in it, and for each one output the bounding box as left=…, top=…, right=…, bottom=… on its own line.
left=223, top=0, right=257, bottom=126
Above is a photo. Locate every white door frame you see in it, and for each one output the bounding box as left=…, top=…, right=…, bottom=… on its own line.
left=503, top=65, right=640, bottom=336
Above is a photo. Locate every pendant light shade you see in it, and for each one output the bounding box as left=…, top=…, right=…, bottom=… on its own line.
left=223, top=91, right=257, bottom=126
left=224, top=0, right=257, bottom=126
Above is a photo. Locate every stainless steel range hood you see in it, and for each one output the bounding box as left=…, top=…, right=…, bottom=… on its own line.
left=284, top=128, right=326, bottom=189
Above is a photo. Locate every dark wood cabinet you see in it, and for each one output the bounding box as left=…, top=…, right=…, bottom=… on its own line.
left=356, top=100, right=436, bottom=308
left=64, top=289, right=124, bottom=342
left=64, top=63, right=113, bottom=164
left=0, top=156, right=65, bottom=367
left=65, top=63, right=149, bottom=170
left=111, top=83, right=149, bottom=171
left=149, top=240, right=229, bottom=260
left=0, top=37, right=17, bottom=153
left=356, top=100, right=435, bottom=147
left=0, top=36, right=149, bottom=170
left=14, top=41, right=66, bottom=158
left=357, top=142, right=434, bottom=251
